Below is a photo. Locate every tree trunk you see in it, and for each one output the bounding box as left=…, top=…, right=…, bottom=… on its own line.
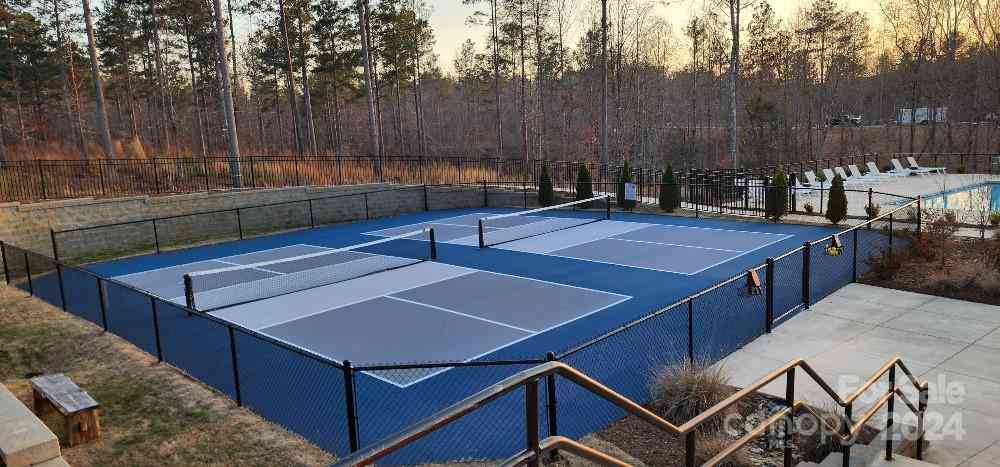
left=184, top=27, right=208, bottom=157
left=82, top=0, right=115, bottom=156
left=600, top=0, right=608, bottom=164
left=490, top=0, right=503, bottom=158
left=211, top=0, right=241, bottom=186
left=297, top=13, right=318, bottom=154
left=358, top=0, right=381, bottom=159
left=277, top=0, right=303, bottom=157
left=727, top=0, right=740, bottom=169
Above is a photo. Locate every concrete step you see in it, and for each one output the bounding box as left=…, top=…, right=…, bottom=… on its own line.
left=0, top=384, right=61, bottom=467
left=814, top=423, right=931, bottom=467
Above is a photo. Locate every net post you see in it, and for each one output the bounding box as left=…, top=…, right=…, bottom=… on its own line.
left=343, top=360, right=361, bottom=452
left=150, top=297, right=163, bottom=363
left=429, top=228, right=437, bottom=260
left=802, top=242, right=811, bottom=308
left=97, top=277, right=109, bottom=331
left=228, top=326, right=243, bottom=406
left=183, top=274, right=196, bottom=312
left=478, top=218, right=486, bottom=249
left=1, top=241, right=10, bottom=285
left=765, top=258, right=774, bottom=333
left=605, top=195, right=611, bottom=219
left=423, top=185, right=429, bottom=211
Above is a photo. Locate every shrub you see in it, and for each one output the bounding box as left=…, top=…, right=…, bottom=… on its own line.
left=825, top=175, right=848, bottom=225
left=693, top=433, right=754, bottom=467
left=766, top=170, right=788, bottom=222
left=865, top=250, right=905, bottom=280
left=575, top=164, right=594, bottom=207
left=650, top=360, right=733, bottom=433
left=659, top=164, right=680, bottom=212
left=990, top=212, right=1000, bottom=227
left=804, top=203, right=814, bottom=214
left=616, top=159, right=637, bottom=210
left=538, top=163, right=555, bottom=206
left=911, top=211, right=959, bottom=262
left=865, top=203, right=881, bottom=219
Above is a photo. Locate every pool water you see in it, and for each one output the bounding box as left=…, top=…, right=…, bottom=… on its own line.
left=924, top=182, right=1000, bottom=212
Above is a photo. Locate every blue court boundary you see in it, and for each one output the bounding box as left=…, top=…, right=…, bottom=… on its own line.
left=0, top=199, right=918, bottom=464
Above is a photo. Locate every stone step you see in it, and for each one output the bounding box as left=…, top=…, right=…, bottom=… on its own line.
left=0, top=384, right=61, bottom=467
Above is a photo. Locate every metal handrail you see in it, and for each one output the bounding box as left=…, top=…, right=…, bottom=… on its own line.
left=334, top=357, right=929, bottom=467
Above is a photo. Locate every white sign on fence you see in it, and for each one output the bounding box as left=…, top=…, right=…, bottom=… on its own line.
left=624, top=183, right=637, bottom=201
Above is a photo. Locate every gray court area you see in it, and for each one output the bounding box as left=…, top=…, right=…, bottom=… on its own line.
left=540, top=224, right=792, bottom=275
left=113, top=248, right=630, bottom=387
left=370, top=213, right=793, bottom=276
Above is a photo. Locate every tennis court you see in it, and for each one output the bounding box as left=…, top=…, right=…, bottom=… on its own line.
left=75, top=200, right=843, bottom=460
left=112, top=239, right=629, bottom=387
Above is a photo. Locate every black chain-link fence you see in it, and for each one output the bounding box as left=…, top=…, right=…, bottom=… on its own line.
left=1, top=191, right=920, bottom=463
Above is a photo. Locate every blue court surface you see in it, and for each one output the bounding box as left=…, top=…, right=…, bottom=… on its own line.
left=80, top=208, right=843, bottom=459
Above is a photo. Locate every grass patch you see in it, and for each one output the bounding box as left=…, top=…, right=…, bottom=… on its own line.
left=0, top=286, right=334, bottom=466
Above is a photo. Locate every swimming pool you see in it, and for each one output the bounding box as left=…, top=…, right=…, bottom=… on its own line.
left=923, top=182, right=1000, bottom=212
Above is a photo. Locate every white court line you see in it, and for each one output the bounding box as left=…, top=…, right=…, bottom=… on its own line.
left=250, top=265, right=631, bottom=388
left=384, top=296, right=536, bottom=334
left=112, top=243, right=332, bottom=280
left=607, top=237, right=744, bottom=253
left=197, top=253, right=424, bottom=313
left=254, top=266, right=479, bottom=329
left=683, top=233, right=792, bottom=275
left=393, top=292, right=632, bottom=388
left=213, top=258, right=287, bottom=275
left=644, top=222, right=793, bottom=238
left=528, top=250, right=702, bottom=275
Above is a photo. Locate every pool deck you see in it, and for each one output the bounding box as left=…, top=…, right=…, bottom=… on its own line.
left=795, top=173, right=1000, bottom=218
left=716, top=283, right=1000, bottom=467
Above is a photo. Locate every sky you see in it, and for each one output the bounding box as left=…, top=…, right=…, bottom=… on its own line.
left=424, top=0, right=884, bottom=73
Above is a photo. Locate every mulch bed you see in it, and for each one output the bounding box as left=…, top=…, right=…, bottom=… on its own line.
left=861, top=236, right=1000, bottom=306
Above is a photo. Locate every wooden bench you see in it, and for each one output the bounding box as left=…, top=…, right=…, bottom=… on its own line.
left=30, top=374, right=101, bottom=447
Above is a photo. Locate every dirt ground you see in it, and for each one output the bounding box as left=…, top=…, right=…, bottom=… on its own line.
left=0, top=285, right=335, bottom=467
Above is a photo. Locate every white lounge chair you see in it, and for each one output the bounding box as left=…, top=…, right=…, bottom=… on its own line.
left=891, top=158, right=922, bottom=176
left=804, top=170, right=827, bottom=188
left=906, top=156, right=946, bottom=174
left=791, top=175, right=814, bottom=196
left=849, top=164, right=891, bottom=182
left=867, top=161, right=905, bottom=178
left=834, top=166, right=869, bottom=188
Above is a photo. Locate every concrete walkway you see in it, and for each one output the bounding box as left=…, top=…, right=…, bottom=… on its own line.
left=715, top=283, right=1000, bottom=467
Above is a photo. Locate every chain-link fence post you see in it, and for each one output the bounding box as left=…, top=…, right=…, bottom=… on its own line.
left=801, top=243, right=811, bottom=308
left=765, top=258, right=775, bottom=333
left=343, top=360, right=360, bottom=452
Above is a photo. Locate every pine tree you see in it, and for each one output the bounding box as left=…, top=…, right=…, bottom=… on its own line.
left=659, top=164, right=679, bottom=212
left=766, top=170, right=788, bottom=222
left=826, top=174, right=848, bottom=225
left=575, top=163, right=593, bottom=207
left=617, top=160, right=636, bottom=210
left=538, top=162, right=554, bottom=206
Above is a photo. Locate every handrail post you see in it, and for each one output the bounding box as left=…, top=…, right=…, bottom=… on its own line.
left=802, top=243, right=811, bottom=308
left=765, top=259, right=775, bottom=333
left=886, top=365, right=896, bottom=461
left=545, top=352, right=559, bottom=462
left=685, top=431, right=696, bottom=467
left=344, top=360, right=361, bottom=453
left=783, top=368, right=795, bottom=467
left=842, top=403, right=853, bottom=467
left=526, top=378, right=541, bottom=467
left=917, top=386, right=927, bottom=460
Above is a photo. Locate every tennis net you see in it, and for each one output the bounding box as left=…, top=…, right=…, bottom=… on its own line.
left=183, top=228, right=436, bottom=311
left=478, top=195, right=611, bottom=248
